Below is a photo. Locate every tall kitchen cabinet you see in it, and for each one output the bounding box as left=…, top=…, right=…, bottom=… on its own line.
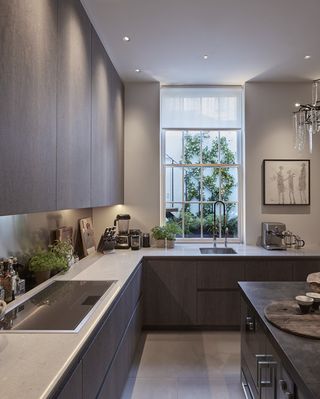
left=91, top=30, right=124, bottom=207
left=0, top=1, right=58, bottom=214
left=0, top=0, right=124, bottom=216
left=57, top=0, right=92, bottom=210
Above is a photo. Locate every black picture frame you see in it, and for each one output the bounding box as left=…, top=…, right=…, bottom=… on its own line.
left=263, top=159, right=310, bottom=205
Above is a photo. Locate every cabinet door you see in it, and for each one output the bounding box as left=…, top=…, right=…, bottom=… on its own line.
left=197, top=259, right=245, bottom=289
left=0, top=1, right=57, bottom=215
left=197, top=291, right=241, bottom=327
left=91, top=30, right=124, bottom=207
left=292, top=259, right=320, bottom=281
left=98, top=300, right=142, bottom=399
left=83, top=264, right=142, bottom=399
left=143, top=259, right=197, bottom=326
left=245, top=259, right=293, bottom=281
left=56, top=361, right=82, bottom=399
left=56, top=0, right=91, bottom=209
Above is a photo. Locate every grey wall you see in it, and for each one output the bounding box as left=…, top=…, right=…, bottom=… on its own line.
left=0, top=208, right=92, bottom=260
left=93, top=82, right=160, bottom=239
left=245, top=82, right=320, bottom=246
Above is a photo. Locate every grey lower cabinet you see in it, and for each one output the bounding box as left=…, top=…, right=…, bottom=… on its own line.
left=143, top=259, right=197, bottom=326
left=244, top=258, right=293, bottom=281
left=56, top=0, right=92, bottom=210
left=0, top=0, right=57, bottom=215
left=55, top=264, right=142, bottom=399
left=56, top=361, right=83, bottom=399
left=197, top=259, right=245, bottom=328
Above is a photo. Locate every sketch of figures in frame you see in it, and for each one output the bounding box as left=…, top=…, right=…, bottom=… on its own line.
left=263, top=160, right=310, bottom=205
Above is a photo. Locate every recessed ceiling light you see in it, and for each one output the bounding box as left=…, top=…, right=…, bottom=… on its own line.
left=304, top=55, right=311, bottom=59
left=135, top=69, right=141, bottom=73
left=203, top=55, right=209, bottom=60
left=123, top=36, right=130, bottom=42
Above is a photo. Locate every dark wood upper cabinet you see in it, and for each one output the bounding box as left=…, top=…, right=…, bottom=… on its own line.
left=0, top=1, right=58, bottom=215
left=91, top=30, right=124, bottom=207
left=56, top=0, right=92, bottom=210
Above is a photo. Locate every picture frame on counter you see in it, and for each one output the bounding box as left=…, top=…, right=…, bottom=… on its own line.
left=263, top=159, right=310, bottom=205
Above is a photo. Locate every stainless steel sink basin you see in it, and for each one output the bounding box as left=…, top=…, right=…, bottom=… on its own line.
left=0, top=280, right=117, bottom=333
left=199, top=247, right=237, bottom=254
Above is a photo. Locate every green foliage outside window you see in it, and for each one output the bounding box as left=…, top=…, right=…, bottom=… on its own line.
left=168, top=132, right=238, bottom=238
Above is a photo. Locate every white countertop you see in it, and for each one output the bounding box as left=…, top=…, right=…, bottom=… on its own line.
left=1, top=243, right=320, bottom=399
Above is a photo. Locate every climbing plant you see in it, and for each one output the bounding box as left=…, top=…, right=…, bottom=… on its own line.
left=170, top=132, right=238, bottom=237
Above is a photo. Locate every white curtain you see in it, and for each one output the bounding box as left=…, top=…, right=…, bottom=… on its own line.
left=161, top=87, right=242, bottom=129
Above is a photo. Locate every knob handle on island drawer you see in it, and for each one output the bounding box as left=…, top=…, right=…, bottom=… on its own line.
left=279, top=379, right=295, bottom=399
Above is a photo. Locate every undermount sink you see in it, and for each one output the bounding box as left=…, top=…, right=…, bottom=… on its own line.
left=199, top=247, right=237, bottom=254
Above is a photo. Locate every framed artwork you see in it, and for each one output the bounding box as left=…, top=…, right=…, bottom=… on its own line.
left=80, top=217, right=96, bottom=256
left=263, top=159, right=310, bottom=205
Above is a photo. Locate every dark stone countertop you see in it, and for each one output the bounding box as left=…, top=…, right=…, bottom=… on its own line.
left=239, top=281, right=320, bottom=399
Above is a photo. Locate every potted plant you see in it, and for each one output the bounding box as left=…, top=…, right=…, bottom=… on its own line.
left=28, top=250, right=68, bottom=285
left=151, top=225, right=167, bottom=248
left=151, top=222, right=182, bottom=248
left=165, top=221, right=182, bottom=248
left=50, top=239, right=75, bottom=268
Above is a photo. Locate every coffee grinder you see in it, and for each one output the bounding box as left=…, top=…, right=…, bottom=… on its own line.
left=114, top=214, right=131, bottom=249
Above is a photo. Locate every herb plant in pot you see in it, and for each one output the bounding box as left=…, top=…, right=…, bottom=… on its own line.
left=165, top=221, right=182, bottom=248
left=151, top=226, right=167, bottom=248
left=28, top=250, right=68, bottom=285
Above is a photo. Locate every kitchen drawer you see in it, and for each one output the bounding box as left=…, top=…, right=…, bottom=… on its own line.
left=197, top=260, right=245, bottom=289
left=197, top=290, right=241, bottom=327
left=98, top=299, right=142, bottom=399
left=83, top=264, right=142, bottom=399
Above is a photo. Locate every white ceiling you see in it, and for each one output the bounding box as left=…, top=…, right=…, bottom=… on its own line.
left=81, top=0, right=320, bottom=85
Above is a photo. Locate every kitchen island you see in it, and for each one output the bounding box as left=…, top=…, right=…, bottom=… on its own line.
left=1, top=244, right=320, bottom=399
left=239, top=281, right=320, bottom=399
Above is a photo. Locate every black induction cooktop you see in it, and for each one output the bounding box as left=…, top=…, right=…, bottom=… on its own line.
left=0, top=280, right=117, bottom=332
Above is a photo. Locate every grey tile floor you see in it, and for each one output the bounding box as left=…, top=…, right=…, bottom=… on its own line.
left=122, top=332, right=244, bottom=399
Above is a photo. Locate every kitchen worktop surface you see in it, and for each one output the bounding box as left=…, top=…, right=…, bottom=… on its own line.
left=239, top=281, right=320, bottom=399
left=1, top=244, right=320, bottom=399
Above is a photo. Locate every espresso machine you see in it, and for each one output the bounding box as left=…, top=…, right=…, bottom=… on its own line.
left=114, top=214, right=131, bottom=249
left=261, top=222, right=287, bottom=250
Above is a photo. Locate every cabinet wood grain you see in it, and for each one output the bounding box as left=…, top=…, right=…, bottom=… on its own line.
left=57, top=0, right=92, bottom=209
left=91, top=29, right=124, bottom=207
left=56, top=361, right=82, bottom=399
left=197, top=291, right=241, bottom=327
left=0, top=1, right=57, bottom=215
left=83, top=264, right=142, bottom=399
left=143, top=259, right=197, bottom=326
left=197, top=259, right=245, bottom=289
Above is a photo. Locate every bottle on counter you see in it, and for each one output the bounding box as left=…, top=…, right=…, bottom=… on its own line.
left=1, top=259, right=13, bottom=303
left=9, top=257, right=18, bottom=300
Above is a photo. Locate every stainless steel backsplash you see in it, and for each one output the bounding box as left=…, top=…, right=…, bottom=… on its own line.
left=0, top=208, right=92, bottom=261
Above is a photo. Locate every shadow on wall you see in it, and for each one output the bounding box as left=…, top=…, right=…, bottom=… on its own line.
left=0, top=208, right=92, bottom=261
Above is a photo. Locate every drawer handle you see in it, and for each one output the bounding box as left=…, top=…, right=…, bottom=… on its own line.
left=245, top=316, right=255, bottom=331
left=256, top=355, right=277, bottom=399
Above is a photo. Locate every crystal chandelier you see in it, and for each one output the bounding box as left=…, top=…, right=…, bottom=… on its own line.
left=293, top=79, right=320, bottom=153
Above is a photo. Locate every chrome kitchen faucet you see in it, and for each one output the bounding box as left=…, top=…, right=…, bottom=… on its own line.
left=213, top=201, right=228, bottom=248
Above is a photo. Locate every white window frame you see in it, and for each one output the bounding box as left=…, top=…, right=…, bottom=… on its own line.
left=160, top=88, right=244, bottom=243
